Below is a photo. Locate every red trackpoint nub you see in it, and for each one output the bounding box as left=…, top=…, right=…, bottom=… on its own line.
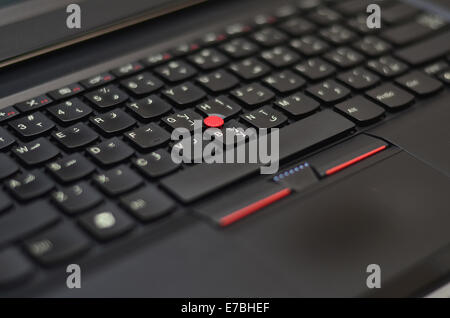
left=204, top=115, right=224, bottom=128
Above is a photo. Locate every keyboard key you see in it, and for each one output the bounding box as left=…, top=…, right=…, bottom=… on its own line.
left=382, top=3, right=419, bottom=24
left=0, top=248, right=33, bottom=287
left=124, top=123, right=170, bottom=150
left=15, top=95, right=52, bottom=113
left=260, top=46, right=299, bottom=68
left=120, top=72, right=163, bottom=96
left=0, top=153, right=18, bottom=180
left=334, top=0, right=377, bottom=16
left=47, top=154, right=95, bottom=183
left=126, top=95, right=172, bottom=121
left=48, top=83, right=84, bottom=100
left=423, top=61, right=449, bottom=76
left=224, top=22, right=252, bottom=37
left=87, top=138, right=134, bottom=166
left=196, top=96, right=242, bottom=120
left=199, top=31, right=227, bottom=46
left=52, top=182, right=102, bottom=215
left=0, top=201, right=60, bottom=246
left=337, top=67, right=380, bottom=90
left=120, top=187, right=175, bottom=222
left=335, top=96, right=385, bottom=125
left=229, top=58, right=271, bottom=80
left=5, top=170, right=54, bottom=201
left=111, top=62, right=144, bottom=77
left=155, top=60, right=197, bottom=82
left=274, top=4, right=297, bottom=19
left=306, top=80, right=350, bottom=104
left=161, top=110, right=355, bottom=203
left=296, top=0, right=320, bottom=11
left=324, top=47, right=364, bottom=68
left=382, top=14, right=446, bottom=46
left=94, top=165, right=143, bottom=196
left=308, top=7, right=341, bottom=26
left=90, top=109, right=136, bottom=135
left=52, top=123, right=98, bottom=150
left=0, top=106, right=20, bottom=123
left=162, top=82, right=206, bottom=107
left=9, top=112, right=55, bottom=138
left=290, top=35, right=329, bottom=56
left=231, top=83, right=274, bottom=108
left=171, top=42, right=201, bottom=56
left=162, top=109, right=203, bottom=132
left=241, top=106, right=287, bottom=129
left=0, top=191, right=12, bottom=212
left=294, top=58, right=335, bottom=81
left=252, top=13, right=277, bottom=27
left=366, top=84, right=415, bottom=110
left=133, top=150, right=180, bottom=178
left=219, top=38, right=259, bottom=59
left=84, top=85, right=129, bottom=109
left=274, top=93, right=320, bottom=118
left=353, top=36, right=392, bottom=57
left=12, top=137, right=59, bottom=166
left=438, top=69, right=450, bottom=84
left=47, top=98, right=92, bottom=124
left=279, top=17, right=316, bottom=37
left=80, top=72, right=115, bottom=89
left=79, top=204, right=134, bottom=241
left=171, top=135, right=213, bottom=163
left=319, top=24, right=356, bottom=45
left=347, top=14, right=378, bottom=35
left=395, top=71, right=443, bottom=96
left=196, top=70, right=239, bottom=93
left=0, top=127, right=15, bottom=150
left=187, top=48, right=229, bottom=70
left=141, top=52, right=173, bottom=67
left=263, top=70, right=306, bottom=94
left=367, top=56, right=408, bottom=78
left=25, top=223, right=91, bottom=266
left=250, top=27, right=287, bottom=47
left=396, top=30, right=450, bottom=66
left=217, top=120, right=253, bottom=147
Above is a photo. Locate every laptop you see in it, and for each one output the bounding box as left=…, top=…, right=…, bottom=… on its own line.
left=0, top=0, right=449, bottom=298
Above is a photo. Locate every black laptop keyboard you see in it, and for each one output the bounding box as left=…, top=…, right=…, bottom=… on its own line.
left=1, top=0, right=450, bottom=288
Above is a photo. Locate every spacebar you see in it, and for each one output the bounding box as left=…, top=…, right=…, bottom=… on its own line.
left=161, top=110, right=355, bottom=203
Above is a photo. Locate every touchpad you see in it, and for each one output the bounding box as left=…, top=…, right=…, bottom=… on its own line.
left=223, top=151, right=450, bottom=297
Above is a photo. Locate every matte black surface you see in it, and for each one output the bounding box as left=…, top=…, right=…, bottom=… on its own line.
left=28, top=151, right=450, bottom=297
left=0, top=0, right=200, bottom=65
left=368, top=90, right=450, bottom=176
left=0, top=0, right=449, bottom=298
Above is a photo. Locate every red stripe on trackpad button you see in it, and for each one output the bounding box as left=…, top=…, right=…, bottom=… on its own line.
left=219, top=188, right=292, bottom=227
left=194, top=182, right=292, bottom=227
left=325, top=145, right=387, bottom=176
